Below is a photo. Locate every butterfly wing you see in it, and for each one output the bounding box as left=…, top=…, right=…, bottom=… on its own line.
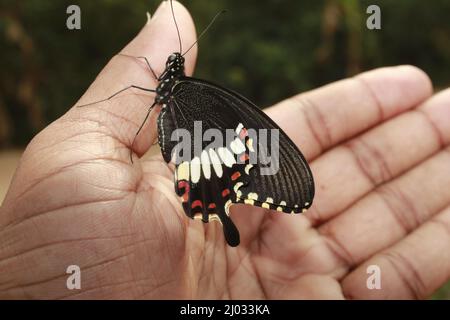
left=157, top=77, right=314, bottom=246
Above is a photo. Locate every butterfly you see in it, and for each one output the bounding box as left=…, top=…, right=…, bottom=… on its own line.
left=78, top=1, right=314, bottom=247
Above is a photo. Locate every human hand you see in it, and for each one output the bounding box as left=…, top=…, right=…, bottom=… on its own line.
left=1, top=1, right=449, bottom=299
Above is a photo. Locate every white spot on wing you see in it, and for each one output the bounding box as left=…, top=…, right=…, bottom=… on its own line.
left=208, top=149, right=223, bottom=178
left=190, top=157, right=201, bottom=183
left=225, top=200, right=232, bottom=215
left=209, top=214, right=221, bottom=223
left=247, top=193, right=258, bottom=200
left=246, top=138, right=255, bottom=152
left=200, top=150, right=211, bottom=179
left=217, top=147, right=236, bottom=168
left=235, top=123, right=244, bottom=135
left=177, top=161, right=190, bottom=181
left=233, top=182, right=244, bottom=193
left=230, top=137, right=246, bottom=154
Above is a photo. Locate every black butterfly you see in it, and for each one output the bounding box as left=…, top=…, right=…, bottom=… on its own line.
left=78, top=1, right=314, bottom=247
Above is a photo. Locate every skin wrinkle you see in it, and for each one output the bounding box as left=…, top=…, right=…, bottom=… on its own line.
left=429, top=216, right=450, bottom=241
left=76, top=107, right=147, bottom=149
left=118, top=214, right=146, bottom=299
left=200, top=242, right=217, bottom=297
left=84, top=107, right=141, bottom=139
left=134, top=277, right=179, bottom=299
left=353, top=75, right=385, bottom=122
left=293, top=95, right=329, bottom=155
left=319, top=228, right=356, bottom=268
left=0, top=188, right=140, bottom=292
left=233, top=252, right=263, bottom=299
left=37, top=121, right=134, bottom=163
left=250, top=256, right=269, bottom=299
left=375, top=185, right=425, bottom=234
left=51, top=141, right=130, bottom=167
left=28, top=127, right=109, bottom=158
left=2, top=180, right=131, bottom=232
left=210, top=238, right=222, bottom=296
left=8, top=151, right=132, bottom=212
left=256, top=215, right=327, bottom=277
left=0, top=251, right=130, bottom=294
left=342, top=139, right=392, bottom=186
left=0, top=206, right=134, bottom=264
left=0, top=230, right=157, bottom=287
left=225, top=249, right=251, bottom=298
left=56, top=277, right=151, bottom=299
left=350, top=138, right=393, bottom=184
left=381, top=250, right=426, bottom=299
left=413, top=108, right=445, bottom=149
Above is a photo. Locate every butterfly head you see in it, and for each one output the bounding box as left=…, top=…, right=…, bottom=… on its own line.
left=166, top=53, right=185, bottom=69
left=155, top=53, right=186, bottom=104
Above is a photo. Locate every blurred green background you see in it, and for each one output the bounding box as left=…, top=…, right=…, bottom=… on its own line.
left=1, top=0, right=449, bottom=147
left=0, top=0, right=449, bottom=298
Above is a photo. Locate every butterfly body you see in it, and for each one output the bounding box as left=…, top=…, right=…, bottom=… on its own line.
left=155, top=52, right=315, bottom=247
left=155, top=53, right=185, bottom=104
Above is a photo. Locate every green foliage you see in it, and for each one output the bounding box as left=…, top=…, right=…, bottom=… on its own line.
left=0, top=0, right=449, bottom=145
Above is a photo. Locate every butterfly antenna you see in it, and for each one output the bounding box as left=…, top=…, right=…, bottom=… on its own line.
left=170, top=0, right=183, bottom=53
left=182, top=9, right=227, bottom=57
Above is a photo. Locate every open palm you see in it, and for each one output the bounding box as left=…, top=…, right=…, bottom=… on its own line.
left=1, top=2, right=449, bottom=299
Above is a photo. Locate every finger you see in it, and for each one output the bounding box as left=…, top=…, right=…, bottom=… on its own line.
left=69, top=0, right=197, bottom=158
left=236, top=67, right=432, bottom=245
left=341, top=205, right=450, bottom=299
left=319, top=145, right=450, bottom=270
left=307, top=88, right=450, bottom=225
left=266, top=65, right=432, bottom=160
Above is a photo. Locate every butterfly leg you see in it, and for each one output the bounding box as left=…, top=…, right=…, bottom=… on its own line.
left=117, top=53, right=159, bottom=80
left=130, top=101, right=157, bottom=163
left=76, top=85, right=155, bottom=108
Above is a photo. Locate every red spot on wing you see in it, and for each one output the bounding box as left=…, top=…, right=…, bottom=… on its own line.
left=222, top=188, right=230, bottom=197
left=208, top=203, right=216, bottom=209
left=231, top=172, right=241, bottom=181
left=192, top=200, right=203, bottom=209
left=240, top=153, right=249, bottom=162
left=177, top=180, right=190, bottom=202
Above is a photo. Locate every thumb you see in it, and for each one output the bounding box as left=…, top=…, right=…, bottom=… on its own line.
left=71, top=0, right=197, bottom=157
left=0, top=0, right=197, bottom=223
